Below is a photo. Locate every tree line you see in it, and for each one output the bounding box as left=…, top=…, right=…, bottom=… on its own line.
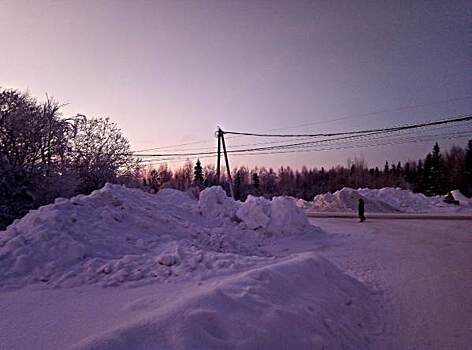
left=144, top=140, right=472, bottom=202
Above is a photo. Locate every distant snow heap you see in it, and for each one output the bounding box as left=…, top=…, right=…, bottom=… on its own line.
left=312, top=188, right=398, bottom=213
left=450, top=190, right=472, bottom=206
left=310, top=187, right=472, bottom=213
left=0, top=184, right=316, bottom=288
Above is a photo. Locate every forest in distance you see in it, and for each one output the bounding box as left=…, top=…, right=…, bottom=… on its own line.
left=147, top=140, right=472, bottom=202
left=1, top=87, right=471, bottom=228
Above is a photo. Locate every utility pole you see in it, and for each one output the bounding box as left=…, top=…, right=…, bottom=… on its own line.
left=216, top=128, right=221, bottom=184
left=220, top=129, right=235, bottom=199
left=215, top=127, right=234, bottom=199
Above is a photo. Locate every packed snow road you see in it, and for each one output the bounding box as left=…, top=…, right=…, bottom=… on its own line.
left=306, top=212, right=472, bottom=220
left=310, top=218, right=472, bottom=350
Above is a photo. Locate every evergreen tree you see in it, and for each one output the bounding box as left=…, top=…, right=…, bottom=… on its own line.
left=234, top=170, right=242, bottom=200
left=430, top=142, right=445, bottom=195
left=396, top=162, right=403, bottom=176
left=193, top=159, right=204, bottom=186
left=414, top=160, right=424, bottom=193
left=463, top=139, right=472, bottom=196
left=374, top=167, right=380, bottom=177
left=149, top=169, right=160, bottom=192
left=444, top=145, right=465, bottom=193
left=404, top=162, right=411, bottom=180
left=423, top=153, right=434, bottom=196
left=251, top=172, right=260, bottom=194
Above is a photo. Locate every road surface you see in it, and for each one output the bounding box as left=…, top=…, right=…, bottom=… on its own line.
left=312, top=218, right=472, bottom=350
left=306, top=211, right=472, bottom=220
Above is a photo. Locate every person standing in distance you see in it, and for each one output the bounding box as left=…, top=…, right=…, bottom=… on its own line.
left=358, top=198, right=366, bottom=222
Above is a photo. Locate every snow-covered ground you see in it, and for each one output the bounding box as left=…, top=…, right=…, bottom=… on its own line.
left=0, top=252, right=380, bottom=350
left=1, top=185, right=470, bottom=349
left=309, top=218, right=472, bottom=350
left=0, top=184, right=377, bottom=349
left=309, top=187, right=472, bottom=213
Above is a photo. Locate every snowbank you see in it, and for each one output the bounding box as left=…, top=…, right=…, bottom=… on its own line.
left=311, top=187, right=472, bottom=213
left=0, top=185, right=315, bottom=288
left=236, top=195, right=313, bottom=235
left=293, top=197, right=310, bottom=209
left=312, top=188, right=399, bottom=213
left=0, top=185, right=386, bottom=350
left=450, top=190, right=472, bottom=206
left=199, top=186, right=240, bottom=219
left=70, top=253, right=379, bottom=350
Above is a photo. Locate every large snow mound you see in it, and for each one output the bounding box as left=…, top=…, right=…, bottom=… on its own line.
left=311, top=187, right=472, bottom=213
left=199, top=186, right=240, bottom=219
left=0, top=185, right=316, bottom=288
left=312, top=187, right=399, bottom=213
left=71, top=253, right=380, bottom=350
left=236, top=195, right=313, bottom=235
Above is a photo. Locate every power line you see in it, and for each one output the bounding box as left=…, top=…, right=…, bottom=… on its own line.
left=246, top=95, right=472, bottom=135
left=136, top=119, right=471, bottom=155
left=139, top=125, right=472, bottom=163
left=133, top=137, right=217, bottom=153
left=141, top=129, right=472, bottom=166
left=133, top=114, right=472, bottom=157
left=131, top=95, right=472, bottom=153
left=227, top=132, right=472, bottom=158
left=222, top=114, right=472, bottom=138
left=138, top=124, right=472, bottom=164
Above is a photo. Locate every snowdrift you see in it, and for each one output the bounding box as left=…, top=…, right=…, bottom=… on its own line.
left=0, top=184, right=315, bottom=288
left=450, top=190, right=472, bottom=206
left=71, top=253, right=380, bottom=350
left=0, top=185, right=383, bottom=350
left=311, top=187, right=472, bottom=213
left=312, top=188, right=399, bottom=213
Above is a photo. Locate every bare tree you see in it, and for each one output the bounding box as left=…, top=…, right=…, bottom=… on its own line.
left=68, top=116, right=133, bottom=194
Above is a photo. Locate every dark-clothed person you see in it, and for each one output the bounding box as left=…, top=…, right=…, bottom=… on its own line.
left=358, top=198, right=365, bottom=222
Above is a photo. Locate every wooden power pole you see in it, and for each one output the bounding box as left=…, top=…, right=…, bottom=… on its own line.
left=216, top=127, right=234, bottom=199
left=216, top=128, right=221, bottom=184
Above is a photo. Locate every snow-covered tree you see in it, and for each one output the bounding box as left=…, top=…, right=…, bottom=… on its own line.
left=68, top=116, right=133, bottom=194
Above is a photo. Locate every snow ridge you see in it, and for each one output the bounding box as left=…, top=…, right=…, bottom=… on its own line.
left=70, top=253, right=380, bottom=350
left=0, top=185, right=315, bottom=288
left=311, top=187, right=472, bottom=213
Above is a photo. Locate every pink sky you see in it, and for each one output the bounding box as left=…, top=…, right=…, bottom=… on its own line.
left=1, top=0, right=471, bottom=169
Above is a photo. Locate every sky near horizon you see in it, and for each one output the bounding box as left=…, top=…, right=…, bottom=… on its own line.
left=1, top=0, right=471, bottom=169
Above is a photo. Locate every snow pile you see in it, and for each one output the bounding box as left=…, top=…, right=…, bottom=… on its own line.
left=199, top=186, right=240, bottom=219
left=71, top=252, right=379, bottom=350
left=311, top=187, right=472, bottom=213
left=312, top=187, right=399, bottom=213
left=236, top=195, right=313, bottom=235
left=358, top=188, right=472, bottom=212
left=450, top=190, right=472, bottom=206
left=357, top=188, right=439, bottom=213
left=0, top=185, right=315, bottom=288
left=295, top=197, right=311, bottom=209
